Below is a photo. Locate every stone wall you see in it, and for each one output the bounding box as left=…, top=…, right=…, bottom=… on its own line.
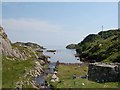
left=88, top=63, right=120, bottom=83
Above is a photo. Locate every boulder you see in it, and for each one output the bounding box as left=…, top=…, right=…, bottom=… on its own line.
left=50, top=79, right=55, bottom=82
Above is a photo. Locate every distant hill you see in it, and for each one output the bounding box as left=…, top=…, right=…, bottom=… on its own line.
left=66, top=44, right=77, bottom=49
left=76, top=29, right=120, bottom=63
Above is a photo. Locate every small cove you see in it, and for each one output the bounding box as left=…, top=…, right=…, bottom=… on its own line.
left=35, top=46, right=81, bottom=86
left=43, top=47, right=80, bottom=63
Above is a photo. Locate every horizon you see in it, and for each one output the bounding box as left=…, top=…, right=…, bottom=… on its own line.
left=2, top=2, right=118, bottom=47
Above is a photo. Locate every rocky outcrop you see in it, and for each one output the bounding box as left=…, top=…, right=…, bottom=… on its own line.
left=50, top=73, right=59, bottom=82
left=1, top=26, right=50, bottom=88
left=66, top=44, right=77, bottom=49
left=13, top=42, right=45, bottom=51
left=0, top=26, right=45, bottom=60
left=46, top=50, right=56, bottom=52
left=14, top=60, right=47, bottom=89
left=0, top=26, right=27, bottom=59
left=0, top=26, right=13, bottom=57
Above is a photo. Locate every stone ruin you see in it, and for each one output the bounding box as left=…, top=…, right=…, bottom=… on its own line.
left=88, top=63, right=120, bottom=83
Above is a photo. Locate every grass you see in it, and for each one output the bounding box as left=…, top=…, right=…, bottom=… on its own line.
left=77, top=29, right=120, bottom=63
left=0, top=55, right=2, bottom=89
left=2, top=43, right=43, bottom=88
left=47, top=64, right=119, bottom=88
left=2, top=56, right=35, bottom=88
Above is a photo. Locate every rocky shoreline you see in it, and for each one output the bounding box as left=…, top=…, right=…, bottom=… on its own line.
left=15, top=56, right=50, bottom=89
left=32, top=62, right=59, bottom=89
left=0, top=26, right=53, bottom=88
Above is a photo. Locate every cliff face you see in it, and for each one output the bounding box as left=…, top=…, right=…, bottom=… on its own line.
left=76, top=29, right=120, bottom=63
left=0, top=26, right=13, bottom=57
left=0, top=26, right=44, bottom=60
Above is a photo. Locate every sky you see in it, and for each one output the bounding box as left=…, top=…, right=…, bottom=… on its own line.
left=2, top=2, right=118, bottom=48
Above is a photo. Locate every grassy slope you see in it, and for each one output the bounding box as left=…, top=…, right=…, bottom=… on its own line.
left=2, top=56, right=35, bottom=88
left=2, top=42, right=44, bottom=88
left=0, top=55, right=2, bottom=89
left=49, top=64, right=118, bottom=88
left=76, top=29, right=120, bottom=62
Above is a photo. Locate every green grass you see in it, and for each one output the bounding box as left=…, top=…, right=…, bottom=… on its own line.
left=0, top=55, right=2, bottom=89
left=2, top=56, right=35, bottom=88
left=2, top=43, right=44, bottom=88
left=48, top=64, right=119, bottom=88
left=77, top=29, right=120, bottom=62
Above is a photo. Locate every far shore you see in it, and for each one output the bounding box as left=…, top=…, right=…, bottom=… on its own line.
left=46, top=50, right=56, bottom=52
left=58, top=62, right=88, bottom=66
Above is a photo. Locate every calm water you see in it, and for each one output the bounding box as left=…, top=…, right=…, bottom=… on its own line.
left=43, top=46, right=80, bottom=63
left=35, top=46, right=80, bottom=85
left=35, top=62, right=56, bottom=84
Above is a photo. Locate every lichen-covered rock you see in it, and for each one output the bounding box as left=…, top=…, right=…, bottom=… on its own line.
left=1, top=26, right=49, bottom=88
left=51, top=74, right=59, bottom=82
left=0, top=26, right=44, bottom=60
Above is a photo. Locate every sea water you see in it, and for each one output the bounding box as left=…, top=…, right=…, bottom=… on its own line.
left=43, top=45, right=80, bottom=63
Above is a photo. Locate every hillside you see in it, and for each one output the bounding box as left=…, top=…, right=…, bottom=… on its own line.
left=76, top=29, right=120, bottom=63
left=0, top=26, right=48, bottom=88
left=66, top=44, right=77, bottom=49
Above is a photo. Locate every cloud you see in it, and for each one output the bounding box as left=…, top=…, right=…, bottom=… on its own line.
left=2, top=18, right=61, bottom=32
left=1, top=18, right=83, bottom=46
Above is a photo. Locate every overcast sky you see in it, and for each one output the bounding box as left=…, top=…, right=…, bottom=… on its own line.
left=2, top=2, right=118, bottom=48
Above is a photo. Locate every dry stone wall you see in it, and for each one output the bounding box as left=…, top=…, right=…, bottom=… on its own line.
left=88, top=63, right=120, bottom=83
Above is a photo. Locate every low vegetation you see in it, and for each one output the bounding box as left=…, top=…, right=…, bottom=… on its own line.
left=76, top=29, right=120, bottom=62
left=2, top=56, right=35, bottom=88
left=1, top=26, right=48, bottom=88
left=47, top=64, right=118, bottom=88
left=66, top=44, right=77, bottom=49
left=0, top=55, right=2, bottom=89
